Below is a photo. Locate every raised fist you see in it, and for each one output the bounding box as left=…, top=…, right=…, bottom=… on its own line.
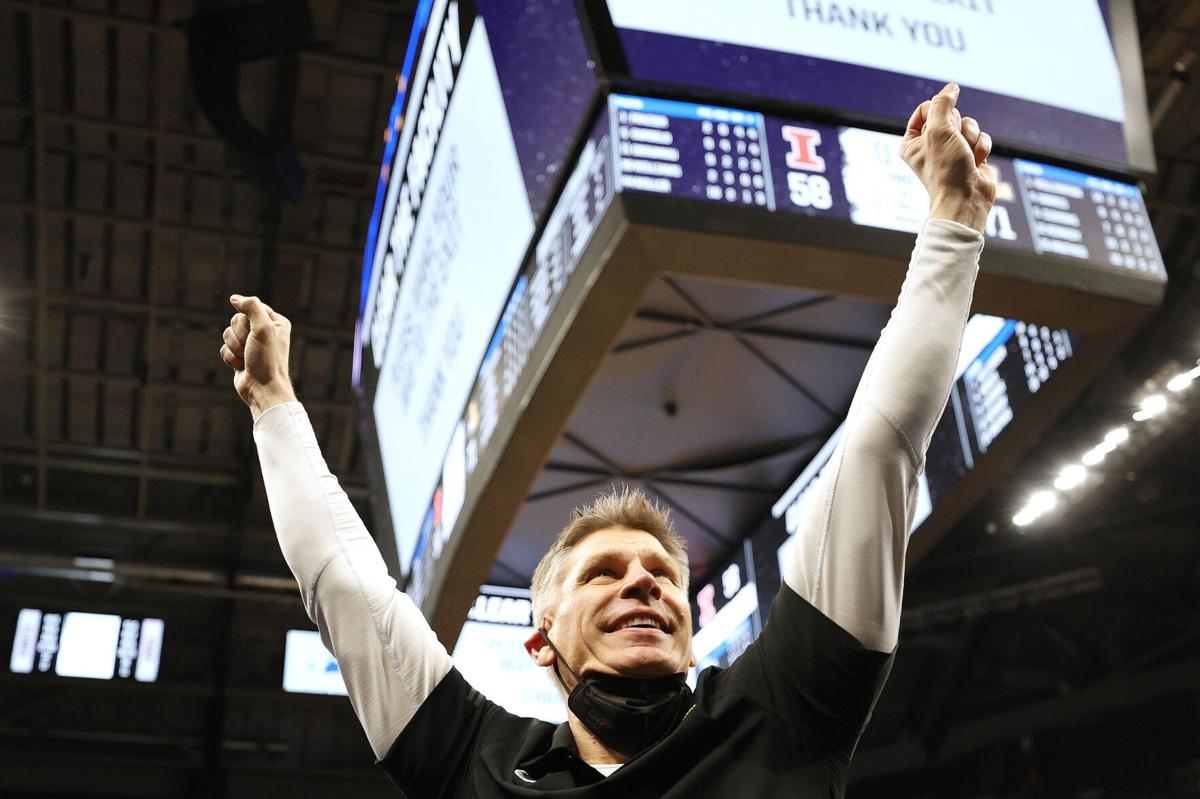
left=219, top=294, right=296, bottom=420
left=900, top=83, right=997, bottom=233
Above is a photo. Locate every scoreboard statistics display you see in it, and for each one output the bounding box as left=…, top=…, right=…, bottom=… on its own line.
left=772, top=314, right=1079, bottom=542
left=609, top=94, right=1165, bottom=279
left=603, top=0, right=1151, bottom=171
left=357, top=0, right=598, bottom=581
left=692, top=313, right=1079, bottom=661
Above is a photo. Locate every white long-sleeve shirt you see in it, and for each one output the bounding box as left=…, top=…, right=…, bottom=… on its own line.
left=253, top=218, right=983, bottom=760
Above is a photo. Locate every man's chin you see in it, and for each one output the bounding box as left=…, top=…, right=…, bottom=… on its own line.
left=604, top=650, right=683, bottom=678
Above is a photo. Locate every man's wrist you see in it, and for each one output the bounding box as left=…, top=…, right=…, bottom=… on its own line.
left=250, top=385, right=298, bottom=421
left=929, top=195, right=991, bottom=234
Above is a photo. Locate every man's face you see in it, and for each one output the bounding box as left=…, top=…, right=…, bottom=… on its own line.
left=533, top=527, right=695, bottom=681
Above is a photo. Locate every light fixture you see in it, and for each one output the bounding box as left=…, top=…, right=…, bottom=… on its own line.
left=1054, top=464, right=1088, bottom=491
left=1013, top=490, right=1058, bottom=527
left=1029, top=490, right=1057, bottom=513
left=1012, top=508, right=1037, bottom=527
left=1011, top=353, right=1196, bottom=532
left=1167, top=364, right=1200, bottom=392
left=1136, top=394, right=1168, bottom=419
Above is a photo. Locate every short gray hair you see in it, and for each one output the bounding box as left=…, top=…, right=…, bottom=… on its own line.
left=530, top=485, right=689, bottom=627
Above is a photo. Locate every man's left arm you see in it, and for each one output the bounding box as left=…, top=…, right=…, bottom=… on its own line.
left=782, top=83, right=997, bottom=655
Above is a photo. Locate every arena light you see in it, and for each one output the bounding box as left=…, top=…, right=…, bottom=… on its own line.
left=1054, top=464, right=1088, bottom=491
left=1012, top=489, right=1058, bottom=528
left=1132, top=393, right=1168, bottom=421
left=1012, top=507, right=1038, bottom=527
left=1104, top=426, right=1129, bottom=446
left=1166, top=364, right=1200, bottom=392
left=1007, top=352, right=1197, bottom=533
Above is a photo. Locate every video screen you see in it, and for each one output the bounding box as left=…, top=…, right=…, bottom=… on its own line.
left=605, top=0, right=1135, bottom=168
left=10, top=608, right=163, bottom=682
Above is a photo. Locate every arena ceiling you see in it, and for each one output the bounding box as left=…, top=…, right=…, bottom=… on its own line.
left=0, top=1, right=1198, bottom=796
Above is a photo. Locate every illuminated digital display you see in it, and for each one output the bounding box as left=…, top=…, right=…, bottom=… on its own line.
left=689, top=542, right=760, bottom=684
left=610, top=95, right=774, bottom=208
left=282, top=589, right=565, bottom=720
left=451, top=586, right=566, bottom=723
left=406, top=115, right=615, bottom=606
left=356, top=0, right=599, bottom=581
left=283, top=630, right=349, bottom=696
left=1015, top=160, right=1160, bottom=274
left=772, top=315, right=1078, bottom=536
left=608, top=93, right=1165, bottom=279
left=10, top=608, right=163, bottom=682
left=354, top=1, right=1160, bottom=620
left=687, top=314, right=1080, bottom=671
left=605, top=0, right=1135, bottom=168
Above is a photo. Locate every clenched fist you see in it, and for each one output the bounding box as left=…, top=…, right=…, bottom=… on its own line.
left=219, top=294, right=297, bottom=420
left=900, top=83, right=997, bottom=233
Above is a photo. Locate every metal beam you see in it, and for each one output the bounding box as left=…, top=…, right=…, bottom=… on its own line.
left=4, top=363, right=355, bottom=412
left=659, top=277, right=840, bottom=420
left=0, top=289, right=356, bottom=343
left=634, top=308, right=879, bottom=351
left=0, top=199, right=363, bottom=260
left=0, top=548, right=297, bottom=594
left=0, top=102, right=381, bottom=175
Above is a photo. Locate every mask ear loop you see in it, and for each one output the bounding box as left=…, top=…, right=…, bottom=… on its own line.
left=538, top=625, right=582, bottom=693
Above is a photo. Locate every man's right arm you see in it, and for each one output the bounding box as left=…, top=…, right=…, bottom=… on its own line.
left=220, top=294, right=452, bottom=760
left=254, top=400, right=452, bottom=760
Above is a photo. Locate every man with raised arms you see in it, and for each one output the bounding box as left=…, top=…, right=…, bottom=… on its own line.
left=218, top=83, right=995, bottom=796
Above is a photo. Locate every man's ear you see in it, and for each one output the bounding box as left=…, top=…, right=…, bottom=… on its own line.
left=524, top=621, right=556, bottom=668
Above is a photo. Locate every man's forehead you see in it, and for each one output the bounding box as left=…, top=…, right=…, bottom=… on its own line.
left=567, top=527, right=670, bottom=565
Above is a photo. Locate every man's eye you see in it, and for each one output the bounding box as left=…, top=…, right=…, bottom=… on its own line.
left=589, top=569, right=615, bottom=580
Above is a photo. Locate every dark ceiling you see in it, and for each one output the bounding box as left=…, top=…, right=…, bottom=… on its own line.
left=0, top=1, right=1198, bottom=797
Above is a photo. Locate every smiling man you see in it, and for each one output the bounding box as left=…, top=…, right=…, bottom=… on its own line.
left=220, top=83, right=995, bottom=796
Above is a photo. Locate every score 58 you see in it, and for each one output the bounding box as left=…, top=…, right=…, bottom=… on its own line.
left=786, top=172, right=834, bottom=210
left=781, top=126, right=834, bottom=210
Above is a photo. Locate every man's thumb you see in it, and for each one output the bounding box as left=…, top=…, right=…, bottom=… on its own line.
left=230, top=294, right=272, bottom=329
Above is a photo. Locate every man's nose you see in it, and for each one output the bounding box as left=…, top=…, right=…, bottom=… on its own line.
left=620, top=566, right=662, bottom=600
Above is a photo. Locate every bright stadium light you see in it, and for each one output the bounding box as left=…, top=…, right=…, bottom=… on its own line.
left=1012, top=507, right=1038, bottom=527
left=1167, top=364, right=1200, bottom=392
left=1081, top=445, right=1108, bottom=466
left=1054, top=464, right=1088, bottom=491
left=1029, top=490, right=1057, bottom=514
left=1104, top=426, right=1129, bottom=446
left=1133, top=393, right=1168, bottom=421
left=1012, top=490, right=1057, bottom=528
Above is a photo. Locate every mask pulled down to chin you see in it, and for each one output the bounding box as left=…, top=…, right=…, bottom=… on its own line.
left=539, top=627, right=694, bottom=759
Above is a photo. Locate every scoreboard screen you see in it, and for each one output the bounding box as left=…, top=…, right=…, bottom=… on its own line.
left=451, top=586, right=566, bottom=723
left=355, top=0, right=1161, bottom=618
left=603, top=0, right=1149, bottom=171
left=10, top=608, right=163, bottom=682
left=357, top=0, right=597, bottom=578
left=609, top=94, right=1166, bottom=280
left=690, top=313, right=1081, bottom=671
left=773, top=314, right=1079, bottom=540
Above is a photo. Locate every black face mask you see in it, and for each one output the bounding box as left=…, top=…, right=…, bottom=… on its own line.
left=539, top=627, right=693, bottom=758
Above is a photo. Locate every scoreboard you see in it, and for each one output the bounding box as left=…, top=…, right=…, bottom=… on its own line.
left=354, top=0, right=1163, bottom=625
left=608, top=94, right=1164, bottom=280
left=602, top=0, right=1152, bottom=172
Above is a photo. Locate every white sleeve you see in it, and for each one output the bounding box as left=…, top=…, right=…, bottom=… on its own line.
left=253, top=402, right=453, bottom=760
left=783, top=219, right=984, bottom=653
